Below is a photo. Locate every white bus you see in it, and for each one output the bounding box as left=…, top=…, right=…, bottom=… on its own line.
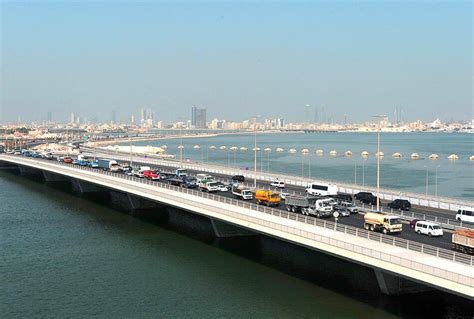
left=305, top=182, right=338, bottom=196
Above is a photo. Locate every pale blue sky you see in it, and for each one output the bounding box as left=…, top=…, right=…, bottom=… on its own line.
left=1, top=1, right=472, bottom=123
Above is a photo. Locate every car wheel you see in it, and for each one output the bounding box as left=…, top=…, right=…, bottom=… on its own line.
left=382, top=228, right=388, bottom=234
left=369, top=225, right=375, bottom=231
left=428, top=232, right=432, bottom=237
left=417, top=230, right=421, bottom=234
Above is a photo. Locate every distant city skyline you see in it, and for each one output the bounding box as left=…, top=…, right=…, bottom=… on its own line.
left=1, top=1, right=472, bottom=123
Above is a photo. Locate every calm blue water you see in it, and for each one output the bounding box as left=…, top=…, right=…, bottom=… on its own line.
left=0, top=171, right=402, bottom=318
left=129, top=132, right=474, bottom=200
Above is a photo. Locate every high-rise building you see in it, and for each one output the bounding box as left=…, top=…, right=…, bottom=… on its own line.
left=111, top=110, right=117, bottom=124
left=191, top=106, right=197, bottom=126
left=70, top=112, right=75, bottom=124
left=47, top=111, right=52, bottom=122
left=191, top=106, right=206, bottom=128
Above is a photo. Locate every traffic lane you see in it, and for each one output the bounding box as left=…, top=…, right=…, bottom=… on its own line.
left=87, top=153, right=462, bottom=223
left=39, top=154, right=455, bottom=253
left=201, top=183, right=453, bottom=251
left=110, top=161, right=456, bottom=219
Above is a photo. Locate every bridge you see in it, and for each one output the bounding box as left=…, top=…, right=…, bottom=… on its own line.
left=1, top=154, right=473, bottom=300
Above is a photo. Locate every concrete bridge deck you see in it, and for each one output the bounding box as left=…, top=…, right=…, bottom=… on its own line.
left=1, top=154, right=473, bottom=300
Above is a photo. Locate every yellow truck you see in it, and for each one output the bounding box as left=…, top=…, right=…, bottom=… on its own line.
left=255, top=190, right=281, bottom=207
left=363, top=212, right=402, bottom=234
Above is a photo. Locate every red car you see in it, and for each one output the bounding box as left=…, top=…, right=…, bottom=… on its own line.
left=143, top=170, right=159, bottom=180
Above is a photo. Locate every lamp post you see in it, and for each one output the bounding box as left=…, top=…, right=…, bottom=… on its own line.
left=362, top=157, right=365, bottom=186
left=264, top=148, right=271, bottom=173
left=435, top=164, right=440, bottom=197
left=373, top=114, right=386, bottom=211
left=178, top=145, right=184, bottom=167
left=424, top=165, right=429, bottom=195
left=354, top=160, right=357, bottom=185
left=253, top=116, right=260, bottom=188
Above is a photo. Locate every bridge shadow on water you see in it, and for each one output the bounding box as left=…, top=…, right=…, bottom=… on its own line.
left=4, top=169, right=473, bottom=318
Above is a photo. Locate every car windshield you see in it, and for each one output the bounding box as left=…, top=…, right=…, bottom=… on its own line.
left=432, top=225, right=441, bottom=230
left=271, top=194, right=280, bottom=199
left=389, top=218, right=401, bottom=225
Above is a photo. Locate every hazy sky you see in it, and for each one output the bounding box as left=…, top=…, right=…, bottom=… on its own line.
left=1, top=1, right=472, bottom=124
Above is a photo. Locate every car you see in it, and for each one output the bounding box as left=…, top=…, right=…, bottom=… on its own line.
left=332, top=192, right=353, bottom=203
left=270, top=180, right=285, bottom=188
left=13, top=150, right=21, bottom=155
left=456, top=209, right=474, bottom=223
left=414, top=221, right=443, bottom=237
left=215, top=182, right=228, bottom=192
left=355, top=192, right=377, bottom=205
left=159, top=173, right=171, bottom=181
left=334, top=206, right=350, bottom=217
left=63, top=157, right=73, bottom=164
left=279, top=191, right=289, bottom=199
left=144, top=170, right=160, bottom=180
left=388, top=199, right=411, bottom=211
left=133, top=170, right=144, bottom=178
left=337, top=201, right=358, bottom=214
left=231, top=175, right=245, bottom=182
left=354, top=192, right=373, bottom=200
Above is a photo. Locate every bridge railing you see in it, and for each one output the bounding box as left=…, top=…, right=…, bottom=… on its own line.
left=60, top=162, right=473, bottom=288
left=90, top=149, right=474, bottom=212
left=3, top=155, right=473, bottom=289
left=86, top=154, right=474, bottom=231
left=53, top=160, right=473, bottom=267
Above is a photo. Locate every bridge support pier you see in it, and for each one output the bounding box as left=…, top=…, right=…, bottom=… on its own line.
left=374, top=269, right=431, bottom=295
left=43, top=171, right=69, bottom=182
left=18, top=165, right=43, bottom=176
left=71, top=179, right=106, bottom=193
left=210, top=218, right=257, bottom=238
left=109, top=191, right=164, bottom=213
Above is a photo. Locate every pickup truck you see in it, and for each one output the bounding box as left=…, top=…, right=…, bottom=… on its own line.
left=232, top=187, right=253, bottom=200
left=199, top=181, right=220, bottom=192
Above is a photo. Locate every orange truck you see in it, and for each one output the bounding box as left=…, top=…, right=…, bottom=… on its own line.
left=255, top=190, right=281, bottom=206
left=452, top=229, right=474, bottom=255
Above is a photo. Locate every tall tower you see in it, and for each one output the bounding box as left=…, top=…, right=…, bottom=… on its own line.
left=191, top=106, right=197, bottom=126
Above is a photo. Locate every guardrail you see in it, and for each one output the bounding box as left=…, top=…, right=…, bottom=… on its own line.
left=90, top=154, right=474, bottom=231
left=14, top=155, right=467, bottom=267
left=86, top=148, right=474, bottom=212
left=10, top=155, right=471, bottom=290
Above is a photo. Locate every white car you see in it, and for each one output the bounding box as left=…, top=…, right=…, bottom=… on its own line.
left=414, top=221, right=443, bottom=237
left=456, top=209, right=474, bottom=223
left=270, top=180, right=285, bottom=188
left=279, top=192, right=289, bottom=199
left=215, top=182, right=228, bottom=192
left=133, top=170, right=144, bottom=178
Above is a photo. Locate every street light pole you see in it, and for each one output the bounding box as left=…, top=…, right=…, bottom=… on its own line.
left=435, top=165, right=440, bottom=197
left=425, top=165, right=428, bottom=195
left=376, top=129, right=380, bottom=210
left=373, top=114, right=386, bottom=211
left=253, top=116, right=259, bottom=188
left=362, top=158, right=365, bottom=186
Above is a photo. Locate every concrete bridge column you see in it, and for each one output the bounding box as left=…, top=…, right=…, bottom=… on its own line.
left=71, top=179, right=106, bottom=193
left=210, top=218, right=257, bottom=238
left=109, top=190, right=164, bottom=212
left=374, top=269, right=431, bottom=295
left=18, top=165, right=43, bottom=176
left=42, top=171, right=69, bottom=182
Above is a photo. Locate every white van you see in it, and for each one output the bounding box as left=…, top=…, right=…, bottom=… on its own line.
left=414, top=221, right=443, bottom=237
left=306, top=182, right=338, bottom=196
left=456, top=209, right=474, bottom=223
